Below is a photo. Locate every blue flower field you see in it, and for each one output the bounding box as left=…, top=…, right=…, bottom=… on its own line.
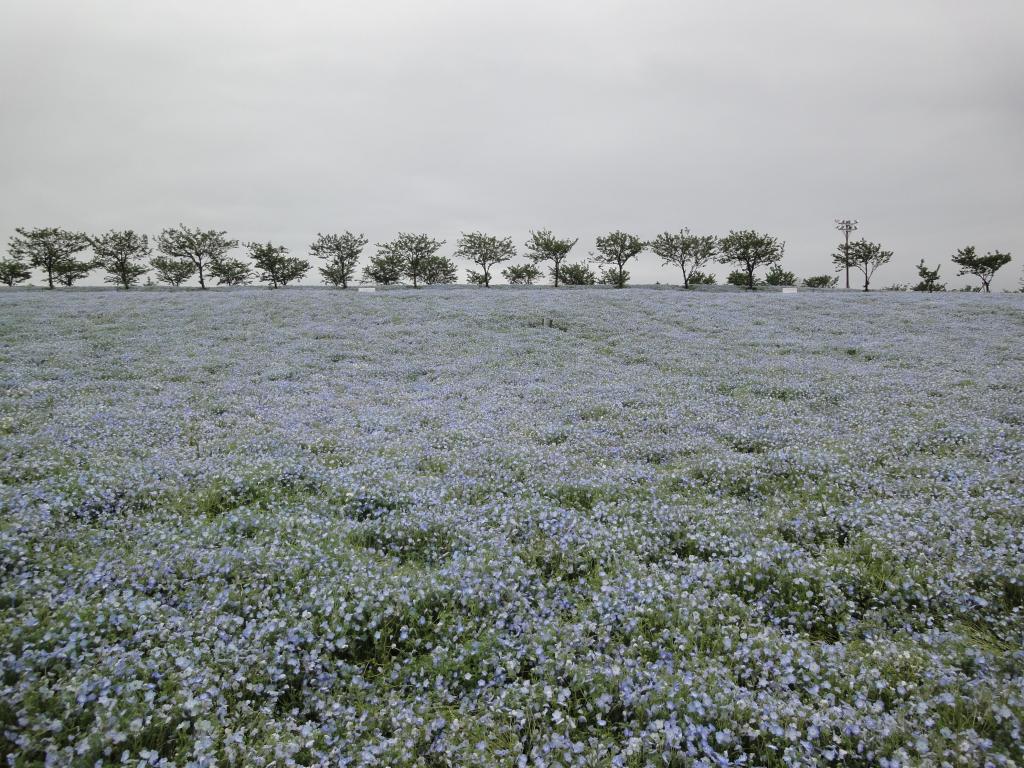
left=1, top=288, right=1022, bottom=767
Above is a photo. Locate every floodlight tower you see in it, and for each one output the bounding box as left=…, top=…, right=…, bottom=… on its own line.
left=834, top=219, right=858, bottom=289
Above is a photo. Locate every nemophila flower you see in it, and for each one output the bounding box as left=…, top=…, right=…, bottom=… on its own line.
left=0, top=288, right=1021, bottom=765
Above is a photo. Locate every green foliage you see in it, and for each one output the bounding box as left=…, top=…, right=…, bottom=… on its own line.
left=717, top=230, right=784, bottom=290
left=0, top=257, right=32, bottom=286
left=8, top=227, right=91, bottom=289
left=455, top=232, right=515, bottom=287
left=362, top=251, right=406, bottom=285
left=649, top=229, right=717, bottom=287
left=727, top=270, right=755, bottom=286
left=465, top=270, right=488, bottom=286
left=559, top=262, right=596, bottom=285
left=419, top=253, right=459, bottom=285
left=89, top=230, right=150, bottom=289
left=374, top=233, right=446, bottom=288
left=524, top=229, right=578, bottom=286
left=802, top=274, right=838, bottom=288
left=208, top=257, right=253, bottom=286
left=502, top=263, right=542, bottom=285
left=150, top=256, right=196, bottom=287
left=592, top=231, right=645, bottom=288
left=156, top=225, right=238, bottom=289
left=247, top=241, right=310, bottom=288
left=687, top=270, right=717, bottom=285
left=912, top=259, right=945, bottom=292
left=598, top=266, right=628, bottom=285
left=951, top=245, right=1011, bottom=292
left=764, top=264, right=797, bottom=286
left=831, top=238, right=891, bottom=291
left=311, top=231, right=368, bottom=288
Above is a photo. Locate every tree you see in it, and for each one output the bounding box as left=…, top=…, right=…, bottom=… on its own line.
left=832, top=238, right=891, bottom=292
left=363, top=251, right=406, bottom=285
left=524, top=229, right=578, bottom=287
left=248, top=241, right=310, bottom=288
left=717, top=230, right=784, bottom=290
left=420, top=253, right=459, bottom=285
left=8, top=227, right=91, bottom=289
left=764, top=265, right=797, bottom=286
left=208, top=257, right=253, bottom=286
left=456, top=232, right=515, bottom=287
left=156, top=225, right=238, bottom=289
left=592, top=232, right=645, bottom=289
left=373, top=233, right=446, bottom=288
left=150, top=256, right=196, bottom=287
left=951, top=246, right=1011, bottom=292
left=90, top=230, right=150, bottom=289
left=502, top=263, right=542, bottom=285
left=803, top=274, right=838, bottom=288
left=55, top=259, right=94, bottom=287
left=649, top=230, right=717, bottom=288
left=0, top=257, right=32, bottom=286
left=312, top=232, right=368, bottom=288
left=913, top=259, right=945, bottom=292
left=560, top=262, right=597, bottom=285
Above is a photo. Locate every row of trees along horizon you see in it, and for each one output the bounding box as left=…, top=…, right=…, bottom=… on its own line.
left=1, top=226, right=1016, bottom=293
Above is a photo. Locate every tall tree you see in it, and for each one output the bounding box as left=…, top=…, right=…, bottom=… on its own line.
left=90, top=230, right=150, bottom=289
left=311, top=232, right=368, bottom=288
left=649, top=229, right=717, bottom=288
left=456, top=232, right=515, bottom=287
left=156, top=225, right=238, bottom=289
left=374, top=233, right=446, bottom=288
left=592, top=231, right=646, bottom=288
left=208, top=256, right=253, bottom=286
left=717, top=230, right=784, bottom=290
left=0, top=257, right=32, bottom=286
left=832, top=238, right=891, bottom=292
left=951, top=246, right=1011, bottom=292
left=150, top=255, right=196, bottom=287
left=8, top=227, right=91, bottom=289
left=524, top=229, right=578, bottom=287
left=248, top=242, right=310, bottom=288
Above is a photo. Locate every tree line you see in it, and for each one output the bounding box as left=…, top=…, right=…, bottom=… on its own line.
left=0, top=225, right=1015, bottom=292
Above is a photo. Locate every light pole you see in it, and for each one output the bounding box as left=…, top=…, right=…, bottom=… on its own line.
left=834, top=219, right=858, bottom=289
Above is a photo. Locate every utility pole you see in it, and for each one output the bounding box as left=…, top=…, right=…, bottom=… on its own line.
left=834, top=219, right=858, bottom=289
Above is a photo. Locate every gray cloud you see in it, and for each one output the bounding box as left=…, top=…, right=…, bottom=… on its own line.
left=2, top=0, right=1022, bottom=287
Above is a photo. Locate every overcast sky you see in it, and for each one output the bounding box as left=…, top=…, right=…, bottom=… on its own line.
left=1, top=0, right=1022, bottom=288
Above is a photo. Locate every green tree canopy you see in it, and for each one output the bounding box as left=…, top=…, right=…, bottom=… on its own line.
left=524, top=229, right=578, bottom=286
left=156, top=225, right=238, bottom=289
left=831, top=238, right=891, bottom=292
left=717, top=230, right=784, bottom=290
left=456, top=232, right=515, bottom=287
left=649, top=230, right=717, bottom=288
left=312, top=232, right=368, bottom=288
left=248, top=242, right=310, bottom=288
left=8, top=227, right=91, bottom=289
left=592, top=232, right=645, bottom=289
left=90, top=230, right=150, bottom=289
left=951, top=246, right=1011, bottom=292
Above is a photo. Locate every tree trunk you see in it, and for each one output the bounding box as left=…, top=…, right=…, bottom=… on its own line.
left=982, top=280, right=990, bottom=293
left=553, top=260, right=560, bottom=288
